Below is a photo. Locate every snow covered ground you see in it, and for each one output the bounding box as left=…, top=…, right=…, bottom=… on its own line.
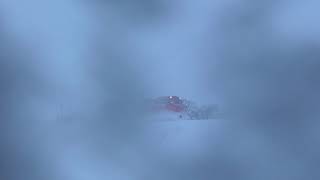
left=143, top=113, right=225, bottom=159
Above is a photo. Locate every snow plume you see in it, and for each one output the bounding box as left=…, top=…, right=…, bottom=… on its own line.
left=207, top=0, right=320, bottom=179
left=1, top=0, right=320, bottom=180
left=0, top=1, right=147, bottom=180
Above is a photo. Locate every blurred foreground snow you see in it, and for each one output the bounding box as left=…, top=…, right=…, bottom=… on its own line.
left=1, top=0, right=320, bottom=180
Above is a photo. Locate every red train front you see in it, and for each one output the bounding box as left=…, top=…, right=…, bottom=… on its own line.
left=151, top=96, right=187, bottom=113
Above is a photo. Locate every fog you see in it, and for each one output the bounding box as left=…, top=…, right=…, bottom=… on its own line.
left=1, top=0, right=320, bottom=179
